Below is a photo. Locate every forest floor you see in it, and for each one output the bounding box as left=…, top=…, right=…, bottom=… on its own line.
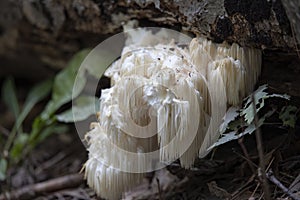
left=1, top=122, right=299, bottom=200
left=0, top=53, right=300, bottom=200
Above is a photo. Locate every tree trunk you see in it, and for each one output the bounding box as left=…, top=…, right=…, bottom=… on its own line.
left=281, top=0, right=300, bottom=44
left=0, top=0, right=297, bottom=80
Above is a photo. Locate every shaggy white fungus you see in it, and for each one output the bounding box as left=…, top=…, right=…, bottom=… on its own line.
left=84, top=30, right=262, bottom=200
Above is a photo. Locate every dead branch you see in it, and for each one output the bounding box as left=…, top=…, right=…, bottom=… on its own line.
left=251, top=94, right=271, bottom=200
left=266, top=169, right=300, bottom=200
left=238, top=137, right=256, bottom=174
left=0, top=173, right=84, bottom=200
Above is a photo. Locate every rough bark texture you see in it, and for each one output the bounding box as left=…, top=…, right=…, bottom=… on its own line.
left=0, top=0, right=297, bottom=79
left=281, top=0, right=300, bottom=44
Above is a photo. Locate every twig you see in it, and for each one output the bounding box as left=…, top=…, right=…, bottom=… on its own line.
left=291, top=23, right=300, bottom=59
left=266, top=169, right=300, bottom=200
left=231, top=174, right=255, bottom=199
left=238, top=137, right=256, bottom=173
left=232, top=149, right=258, bottom=169
left=289, top=173, right=300, bottom=192
left=251, top=94, right=271, bottom=200
left=237, top=117, right=256, bottom=173
left=0, top=173, right=84, bottom=200
left=156, top=178, right=163, bottom=200
left=34, top=146, right=76, bottom=175
left=232, top=185, right=253, bottom=200
left=51, top=188, right=91, bottom=199
left=250, top=182, right=261, bottom=199
left=258, top=192, right=264, bottom=200
left=35, top=151, right=66, bottom=175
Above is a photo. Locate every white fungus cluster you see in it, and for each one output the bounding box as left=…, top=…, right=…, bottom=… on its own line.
left=84, top=30, right=262, bottom=200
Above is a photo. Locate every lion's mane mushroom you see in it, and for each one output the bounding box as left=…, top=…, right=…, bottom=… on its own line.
left=84, top=30, right=262, bottom=200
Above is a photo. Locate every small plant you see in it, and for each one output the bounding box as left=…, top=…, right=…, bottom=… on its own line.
left=208, top=84, right=298, bottom=150
left=0, top=49, right=100, bottom=181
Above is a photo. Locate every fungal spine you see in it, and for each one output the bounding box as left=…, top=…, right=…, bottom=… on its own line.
left=84, top=29, right=261, bottom=200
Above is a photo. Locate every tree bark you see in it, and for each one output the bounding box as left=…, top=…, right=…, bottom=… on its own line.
left=281, top=0, right=300, bottom=44
left=0, top=0, right=297, bottom=79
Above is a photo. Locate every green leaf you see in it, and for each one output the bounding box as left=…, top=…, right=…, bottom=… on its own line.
left=52, top=49, right=90, bottom=104
left=0, top=158, right=7, bottom=181
left=228, top=119, right=246, bottom=131
left=41, top=101, right=58, bottom=120
left=26, top=79, right=53, bottom=106
left=35, top=124, right=68, bottom=145
left=207, top=131, right=238, bottom=151
left=14, top=79, right=52, bottom=131
left=56, top=96, right=99, bottom=123
left=10, top=133, right=29, bottom=162
left=42, top=49, right=90, bottom=119
left=241, top=85, right=268, bottom=124
left=4, top=79, right=53, bottom=155
left=279, top=106, right=298, bottom=128
left=29, top=115, right=57, bottom=143
left=209, top=109, right=275, bottom=151
left=85, top=49, right=115, bottom=79
left=268, top=94, right=290, bottom=99
left=241, top=85, right=290, bottom=124
left=1, top=77, right=20, bottom=119
left=219, top=107, right=239, bottom=134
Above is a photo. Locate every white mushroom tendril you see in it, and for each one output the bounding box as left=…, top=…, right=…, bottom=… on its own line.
left=84, top=29, right=261, bottom=200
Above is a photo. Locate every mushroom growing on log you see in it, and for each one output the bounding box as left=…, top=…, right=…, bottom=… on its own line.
left=84, top=29, right=261, bottom=200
